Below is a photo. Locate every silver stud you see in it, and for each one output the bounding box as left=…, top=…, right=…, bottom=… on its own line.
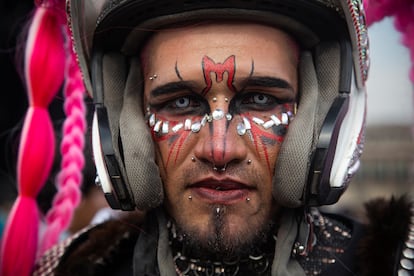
left=247, top=159, right=252, bottom=165
left=263, top=120, right=275, bottom=129
left=281, top=113, right=289, bottom=125
left=271, top=115, right=281, bottom=126
left=237, top=122, right=247, bottom=136
left=149, top=74, right=158, bottom=80
left=191, top=157, right=196, bottom=162
left=212, top=97, right=217, bottom=102
left=246, top=198, right=251, bottom=202
left=403, top=248, right=414, bottom=259
left=226, top=113, right=233, bottom=121
left=191, top=122, right=202, bottom=133
left=161, top=122, right=169, bottom=134
left=216, top=208, right=220, bottom=214
left=153, top=121, right=162, bottom=132
left=225, top=97, right=229, bottom=102
left=149, top=114, right=156, bottom=127
left=243, top=117, right=251, bottom=130
left=188, top=195, right=192, bottom=200
left=252, top=117, right=264, bottom=125
left=398, top=269, right=411, bottom=276
left=172, top=123, right=183, bottom=133
left=212, top=109, right=225, bottom=120
left=184, top=119, right=192, bottom=130
left=400, top=259, right=414, bottom=270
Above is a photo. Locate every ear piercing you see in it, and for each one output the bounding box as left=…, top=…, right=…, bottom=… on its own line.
left=149, top=74, right=158, bottom=80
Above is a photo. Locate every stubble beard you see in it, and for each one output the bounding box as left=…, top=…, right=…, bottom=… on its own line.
left=173, top=205, right=276, bottom=261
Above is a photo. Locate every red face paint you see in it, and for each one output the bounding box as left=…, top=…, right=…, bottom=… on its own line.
left=202, top=55, right=236, bottom=95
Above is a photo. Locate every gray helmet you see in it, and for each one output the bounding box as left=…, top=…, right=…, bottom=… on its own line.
left=67, top=0, right=369, bottom=210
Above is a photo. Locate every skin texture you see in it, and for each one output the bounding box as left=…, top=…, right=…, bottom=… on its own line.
left=142, top=23, right=298, bottom=257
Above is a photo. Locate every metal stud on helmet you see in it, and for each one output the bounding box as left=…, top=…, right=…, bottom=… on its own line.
left=67, top=0, right=369, bottom=210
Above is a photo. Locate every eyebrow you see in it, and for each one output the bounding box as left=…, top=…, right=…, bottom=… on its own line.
left=239, top=76, right=295, bottom=94
left=150, top=81, right=199, bottom=98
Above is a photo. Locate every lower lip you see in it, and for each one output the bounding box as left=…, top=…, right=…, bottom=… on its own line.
left=190, top=187, right=249, bottom=204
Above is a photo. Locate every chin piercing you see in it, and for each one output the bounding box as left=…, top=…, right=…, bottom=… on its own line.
left=149, top=74, right=158, bottom=80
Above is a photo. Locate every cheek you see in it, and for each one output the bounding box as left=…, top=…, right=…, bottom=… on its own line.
left=248, top=124, right=285, bottom=174
left=153, top=130, right=194, bottom=170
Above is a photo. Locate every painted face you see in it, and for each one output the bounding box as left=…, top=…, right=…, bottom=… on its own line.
left=142, top=23, right=298, bottom=255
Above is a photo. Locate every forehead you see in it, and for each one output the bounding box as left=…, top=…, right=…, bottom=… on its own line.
left=141, top=22, right=298, bottom=75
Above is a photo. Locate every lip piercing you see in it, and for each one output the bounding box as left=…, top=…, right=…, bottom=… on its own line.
left=149, top=74, right=158, bottom=80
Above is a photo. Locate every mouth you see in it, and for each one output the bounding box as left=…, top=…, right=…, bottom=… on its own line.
left=188, top=178, right=252, bottom=204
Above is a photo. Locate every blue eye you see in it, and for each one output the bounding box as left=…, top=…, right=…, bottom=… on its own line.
left=175, top=97, right=190, bottom=108
left=253, top=94, right=269, bottom=104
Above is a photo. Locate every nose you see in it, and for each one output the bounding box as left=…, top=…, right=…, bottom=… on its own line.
left=193, top=111, right=248, bottom=170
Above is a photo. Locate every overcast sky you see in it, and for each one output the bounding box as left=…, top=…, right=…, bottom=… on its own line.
left=365, top=17, right=413, bottom=126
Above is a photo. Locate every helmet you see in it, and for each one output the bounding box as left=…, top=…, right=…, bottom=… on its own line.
left=67, top=0, right=369, bottom=210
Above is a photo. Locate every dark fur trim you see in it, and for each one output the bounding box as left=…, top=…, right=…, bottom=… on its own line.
left=55, top=211, right=145, bottom=276
left=357, top=196, right=413, bottom=276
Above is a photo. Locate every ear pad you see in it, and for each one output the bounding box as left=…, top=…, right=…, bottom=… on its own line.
left=118, top=57, right=164, bottom=210
left=273, top=51, right=319, bottom=208
left=273, top=42, right=341, bottom=208
left=97, top=52, right=163, bottom=210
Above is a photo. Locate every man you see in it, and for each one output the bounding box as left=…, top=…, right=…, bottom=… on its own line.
left=29, top=0, right=413, bottom=275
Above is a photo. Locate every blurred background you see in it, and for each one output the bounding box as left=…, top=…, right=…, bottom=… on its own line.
left=331, top=17, right=414, bottom=217
left=0, top=2, right=413, bottom=233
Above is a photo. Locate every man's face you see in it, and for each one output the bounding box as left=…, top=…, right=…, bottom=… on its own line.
left=142, top=23, right=298, bottom=255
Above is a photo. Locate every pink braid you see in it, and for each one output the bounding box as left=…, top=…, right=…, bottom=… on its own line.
left=364, top=0, right=414, bottom=82
left=40, top=36, right=87, bottom=254
left=0, top=2, right=66, bottom=275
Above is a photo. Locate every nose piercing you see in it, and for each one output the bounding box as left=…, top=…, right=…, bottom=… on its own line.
left=213, top=164, right=227, bottom=172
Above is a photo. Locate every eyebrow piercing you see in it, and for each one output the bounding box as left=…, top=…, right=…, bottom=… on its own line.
left=149, top=74, right=158, bottom=80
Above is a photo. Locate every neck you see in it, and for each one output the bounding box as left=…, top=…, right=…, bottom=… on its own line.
left=167, top=220, right=276, bottom=275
